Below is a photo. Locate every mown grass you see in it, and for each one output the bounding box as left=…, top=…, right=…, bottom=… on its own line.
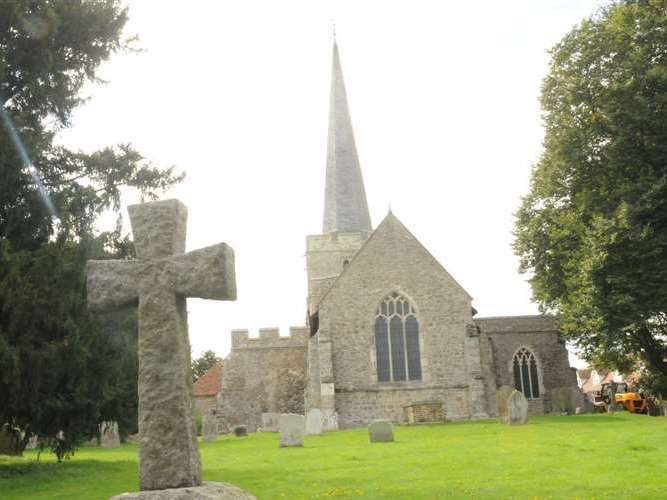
left=1, top=413, right=665, bottom=499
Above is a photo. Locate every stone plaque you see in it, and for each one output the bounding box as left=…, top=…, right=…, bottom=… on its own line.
left=305, top=409, right=322, bottom=435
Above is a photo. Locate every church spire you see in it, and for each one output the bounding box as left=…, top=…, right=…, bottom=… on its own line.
left=322, top=41, right=372, bottom=237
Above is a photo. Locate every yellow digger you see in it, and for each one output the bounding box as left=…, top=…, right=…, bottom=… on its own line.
left=594, top=381, right=647, bottom=414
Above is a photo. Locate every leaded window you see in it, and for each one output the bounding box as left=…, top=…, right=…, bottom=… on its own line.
left=513, top=347, right=540, bottom=399
left=375, top=293, right=422, bottom=382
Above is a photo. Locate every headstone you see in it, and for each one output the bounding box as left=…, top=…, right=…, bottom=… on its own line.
left=279, top=414, right=304, bottom=447
left=0, top=424, right=21, bottom=456
left=233, top=426, right=248, bottom=437
left=202, top=412, right=218, bottom=442
left=25, top=435, right=39, bottom=450
left=368, top=420, right=394, bottom=443
left=551, top=387, right=575, bottom=415
left=507, top=390, right=529, bottom=425
left=100, top=421, right=121, bottom=448
left=575, top=398, right=595, bottom=414
left=87, top=199, right=251, bottom=498
left=496, top=385, right=515, bottom=423
left=261, top=412, right=280, bottom=432
left=305, top=409, right=323, bottom=435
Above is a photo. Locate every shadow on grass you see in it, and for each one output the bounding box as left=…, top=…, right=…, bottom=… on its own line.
left=0, top=457, right=134, bottom=479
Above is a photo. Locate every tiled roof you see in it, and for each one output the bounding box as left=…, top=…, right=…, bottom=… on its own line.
left=193, top=363, right=223, bottom=397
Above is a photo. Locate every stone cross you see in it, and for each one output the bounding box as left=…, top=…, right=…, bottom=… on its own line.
left=87, top=199, right=236, bottom=491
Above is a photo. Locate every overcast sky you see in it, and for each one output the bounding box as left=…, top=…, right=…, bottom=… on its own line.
left=57, top=0, right=606, bottom=364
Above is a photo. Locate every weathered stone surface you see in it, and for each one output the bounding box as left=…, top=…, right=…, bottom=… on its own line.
left=496, top=385, right=515, bottom=424
left=551, top=387, right=585, bottom=415
left=0, top=424, right=21, bottom=456
left=507, top=390, right=529, bottom=425
left=25, top=435, right=39, bottom=450
left=202, top=412, right=218, bottom=442
left=86, top=199, right=237, bottom=492
left=110, top=482, right=256, bottom=499
left=279, top=414, right=304, bottom=447
left=305, top=409, right=322, bottom=435
left=368, top=420, right=394, bottom=443
left=260, top=413, right=280, bottom=432
left=100, top=421, right=121, bottom=448
left=233, top=426, right=248, bottom=437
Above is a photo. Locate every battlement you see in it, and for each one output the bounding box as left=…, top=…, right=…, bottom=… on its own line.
left=306, top=231, right=366, bottom=252
left=231, top=326, right=309, bottom=350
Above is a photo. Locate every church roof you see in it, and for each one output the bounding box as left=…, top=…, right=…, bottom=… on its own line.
left=322, top=41, right=372, bottom=237
left=317, top=211, right=473, bottom=309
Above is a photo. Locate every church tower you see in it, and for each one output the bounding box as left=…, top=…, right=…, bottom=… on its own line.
left=306, top=41, right=372, bottom=315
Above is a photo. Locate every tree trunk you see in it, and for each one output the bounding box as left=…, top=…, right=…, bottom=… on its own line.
left=637, top=323, right=667, bottom=377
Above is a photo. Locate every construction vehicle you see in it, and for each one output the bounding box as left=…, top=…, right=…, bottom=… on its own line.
left=593, top=381, right=647, bottom=414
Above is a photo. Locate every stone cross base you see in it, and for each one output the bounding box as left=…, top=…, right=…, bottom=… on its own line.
left=110, top=482, right=255, bottom=500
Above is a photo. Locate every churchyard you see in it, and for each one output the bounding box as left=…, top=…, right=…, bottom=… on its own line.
left=2, top=413, right=665, bottom=499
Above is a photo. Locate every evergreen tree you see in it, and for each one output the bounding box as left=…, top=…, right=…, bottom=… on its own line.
left=0, top=1, right=183, bottom=458
left=192, top=350, right=222, bottom=383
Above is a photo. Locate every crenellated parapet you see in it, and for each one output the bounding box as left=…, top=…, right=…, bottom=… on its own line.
left=230, top=326, right=309, bottom=350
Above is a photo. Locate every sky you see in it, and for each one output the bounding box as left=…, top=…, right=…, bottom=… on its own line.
left=57, top=0, right=607, bottom=363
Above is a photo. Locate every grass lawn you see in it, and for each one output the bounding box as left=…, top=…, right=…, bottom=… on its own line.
left=1, top=413, right=666, bottom=499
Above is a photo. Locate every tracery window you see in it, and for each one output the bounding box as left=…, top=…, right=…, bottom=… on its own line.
left=513, top=347, right=540, bottom=399
left=374, top=292, right=421, bottom=382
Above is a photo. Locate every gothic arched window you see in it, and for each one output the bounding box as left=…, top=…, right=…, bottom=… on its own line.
left=513, top=347, right=540, bottom=399
left=374, top=292, right=422, bottom=382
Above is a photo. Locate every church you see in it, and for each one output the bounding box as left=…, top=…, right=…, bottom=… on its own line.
left=217, top=42, right=578, bottom=432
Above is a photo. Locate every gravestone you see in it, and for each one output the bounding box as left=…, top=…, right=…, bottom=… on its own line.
left=202, top=412, right=218, bottom=442
left=25, top=435, right=38, bottom=450
left=0, top=424, right=20, bottom=456
left=88, top=199, right=253, bottom=499
left=261, top=413, right=280, bottom=432
left=552, top=387, right=585, bottom=415
left=233, top=426, right=248, bottom=437
left=279, top=414, right=304, bottom=447
left=368, top=420, right=394, bottom=443
left=496, top=385, right=515, bottom=423
left=507, top=390, right=529, bottom=425
left=100, top=421, right=120, bottom=448
left=305, top=408, right=323, bottom=435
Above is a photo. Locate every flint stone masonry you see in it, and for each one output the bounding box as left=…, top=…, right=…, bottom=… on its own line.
left=507, top=390, right=529, bottom=425
left=87, top=199, right=237, bottom=492
left=496, top=385, right=515, bottom=424
left=100, top=421, right=120, bottom=448
left=261, top=413, right=280, bottom=432
left=218, top=327, right=308, bottom=433
left=368, top=421, right=394, bottom=442
left=403, top=401, right=445, bottom=424
left=305, top=408, right=323, bottom=435
left=475, top=316, right=578, bottom=416
left=110, top=482, right=256, bottom=500
left=279, top=414, right=304, bottom=447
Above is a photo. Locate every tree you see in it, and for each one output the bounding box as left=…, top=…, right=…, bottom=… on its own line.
left=192, top=350, right=222, bottom=382
left=0, top=1, right=183, bottom=458
left=514, top=0, right=667, bottom=393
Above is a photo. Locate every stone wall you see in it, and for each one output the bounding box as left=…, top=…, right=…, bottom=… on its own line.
left=475, top=315, right=578, bottom=415
left=217, top=327, right=308, bottom=432
left=309, top=215, right=491, bottom=428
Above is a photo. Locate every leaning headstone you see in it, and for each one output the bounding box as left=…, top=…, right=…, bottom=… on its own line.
left=100, top=421, right=120, bottom=448
left=88, top=199, right=253, bottom=499
left=261, top=413, right=280, bottom=432
left=305, top=409, right=323, bottom=435
left=25, top=435, right=39, bottom=450
left=496, top=385, right=515, bottom=423
left=233, top=426, right=248, bottom=437
left=279, top=414, right=304, bottom=447
left=507, top=390, right=529, bottom=425
left=202, top=412, right=218, bottom=442
left=368, top=420, right=394, bottom=443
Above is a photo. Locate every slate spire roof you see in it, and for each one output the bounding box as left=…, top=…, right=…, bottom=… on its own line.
left=322, top=41, right=373, bottom=237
